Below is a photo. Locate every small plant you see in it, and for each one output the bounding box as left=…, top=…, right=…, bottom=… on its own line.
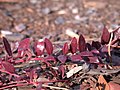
left=0, top=26, right=120, bottom=89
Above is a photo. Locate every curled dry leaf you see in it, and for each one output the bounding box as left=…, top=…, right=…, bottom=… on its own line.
left=108, top=81, right=120, bottom=90
left=79, top=34, right=86, bottom=52
left=44, top=38, right=53, bottom=55
left=97, top=75, right=109, bottom=90
left=101, top=26, right=111, bottom=45
left=70, top=37, right=77, bottom=54
left=2, top=37, right=12, bottom=56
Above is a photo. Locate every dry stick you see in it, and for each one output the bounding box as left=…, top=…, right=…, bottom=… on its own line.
left=65, top=29, right=99, bottom=41
left=42, top=84, right=69, bottom=90
left=108, top=32, right=113, bottom=65
left=110, top=45, right=120, bottom=48
left=65, top=29, right=79, bottom=39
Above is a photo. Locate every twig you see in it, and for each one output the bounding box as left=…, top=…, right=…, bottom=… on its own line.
left=65, top=29, right=100, bottom=42
left=0, top=82, right=30, bottom=90
left=42, top=84, right=69, bottom=90
left=65, top=29, right=79, bottom=39
left=108, top=32, right=113, bottom=65
left=86, top=69, right=120, bottom=75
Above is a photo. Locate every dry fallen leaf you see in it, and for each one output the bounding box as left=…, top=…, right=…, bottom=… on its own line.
left=108, top=82, right=120, bottom=90
left=97, top=75, right=110, bottom=90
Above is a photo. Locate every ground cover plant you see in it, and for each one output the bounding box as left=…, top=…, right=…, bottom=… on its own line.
left=0, top=26, right=120, bottom=90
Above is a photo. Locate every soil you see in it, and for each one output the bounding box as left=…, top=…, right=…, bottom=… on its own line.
left=0, top=0, right=120, bottom=42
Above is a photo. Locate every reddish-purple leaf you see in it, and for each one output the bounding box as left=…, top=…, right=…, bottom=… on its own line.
left=57, top=55, right=67, bottom=64
left=3, top=37, right=12, bottom=56
left=101, top=26, right=110, bottom=45
left=100, top=45, right=109, bottom=52
left=88, top=56, right=100, bottom=63
left=62, top=42, right=69, bottom=55
left=78, top=34, right=86, bottom=52
left=58, top=65, right=65, bottom=78
left=70, top=55, right=82, bottom=62
left=92, top=41, right=101, bottom=50
left=17, top=38, right=30, bottom=57
left=25, top=50, right=32, bottom=61
left=44, top=38, right=53, bottom=55
left=91, top=49, right=100, bottom=55
left=45, top=55, right=56, bottom=63
left=1, top=61, right=15, bottom=73
left=14, top=59, right=25, bottom=64
left=18, top=38, right=30, bottom=50
left=33, top=57, right=50, bottom=66
left=70, top=37, right=77, bottom=54
left=86, top=43, right=93, bottom=51
left=80, top=51, right=93, bottom=57
left=34, top=41, right=45, bottom=56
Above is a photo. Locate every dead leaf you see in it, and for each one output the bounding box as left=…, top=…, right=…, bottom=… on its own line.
left=97, top=75, right=110, bottom=90
left=108, top=82, right=120, bottom=90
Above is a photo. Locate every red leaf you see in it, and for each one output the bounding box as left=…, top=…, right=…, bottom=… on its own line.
left=80, top=51, right=93, bottom=57
left=45, top=55, right=56, bottom=63
left=70, top=37, right=77, bottom=54
left=44, top=38, right=53, bottom=55
left=91, top=49, right=100, bottom=55
left=57, top=55, right=67, bottom=64
left=34, top=41, right=45, bottom=56
left=78, top=34, right=86, bottom=52
left=88, top=56, right=100, bottom=63
left=25, top=49, right=32, bottom=61
left=1, top=61, right=15, bottom=73
left=101, top=26, right=110, bottom=45
left=3, top=37, right=12, bottom=56
left=92, top=41, right=101, bottom=50
left=70, top=55, right=82, bottom=62
left=17, top=38, right=30, bottom=57
left=62, top=42, right=69, bottom=55
left=18, top=38, right=30, bottom=50
left=101, top=45, right=109, bottom=52
left=86, top=43, right=93, bottom=51
left=58, top=65, right=65, bottom=78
